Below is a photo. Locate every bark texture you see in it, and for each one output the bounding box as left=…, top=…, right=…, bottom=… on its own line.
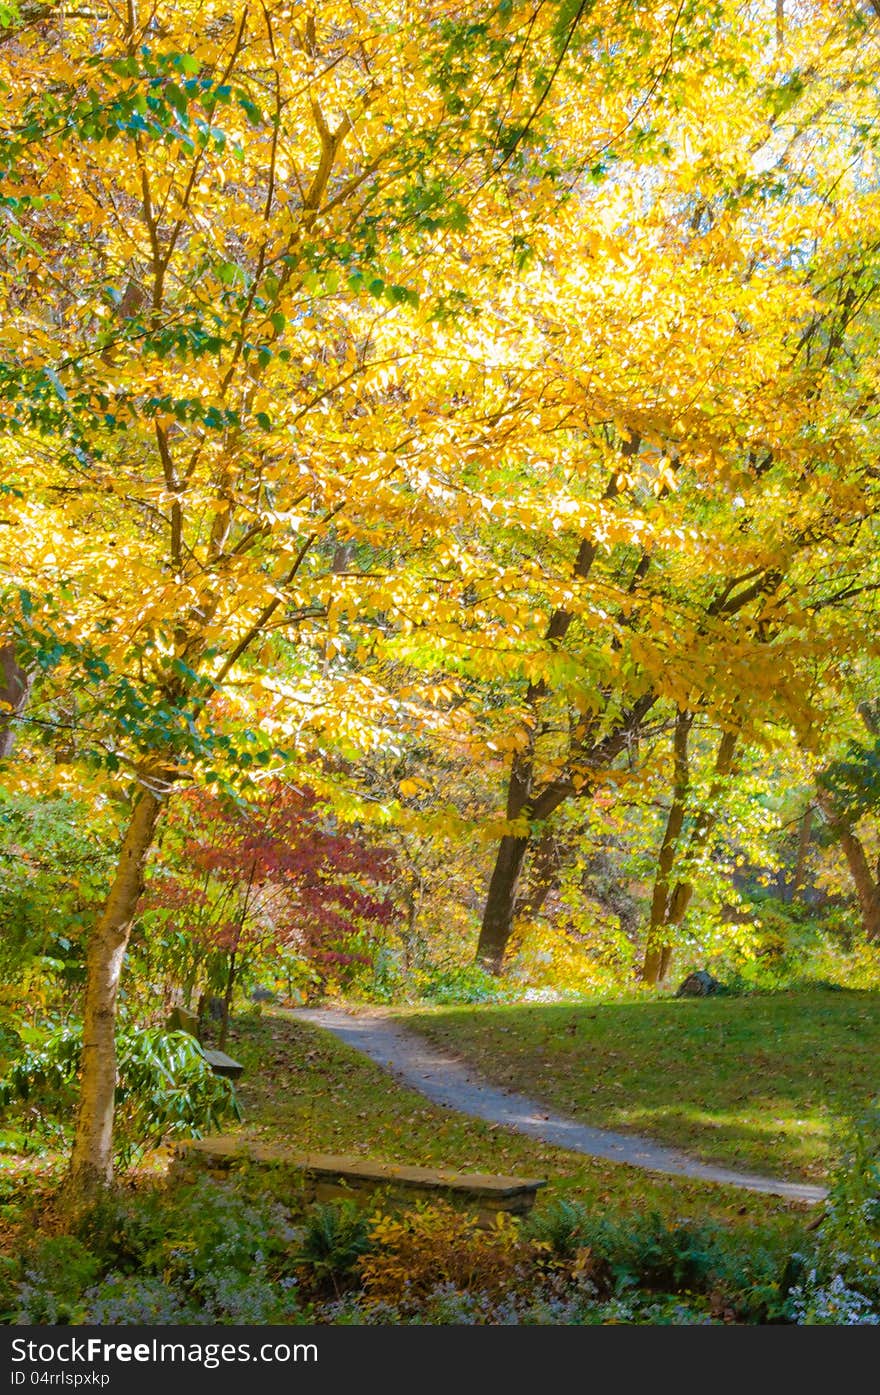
left=67, top=787, right=164, bottom=1198
left=642, top=710, right=692, bottom=986
left=816, top=790, right=880, bottom=942
left=476, top=834, right=531, bottom=973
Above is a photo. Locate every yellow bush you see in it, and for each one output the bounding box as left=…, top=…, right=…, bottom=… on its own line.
left=507, top=916, right=634, bottom=996
left=359, top=1202, right=530, bottom=1308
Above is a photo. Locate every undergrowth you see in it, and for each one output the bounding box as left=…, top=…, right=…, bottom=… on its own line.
left=1, top=1122, right=876, bottom=1327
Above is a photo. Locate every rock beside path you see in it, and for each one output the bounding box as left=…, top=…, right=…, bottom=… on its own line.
left=676, top=970, right=723, bottom=998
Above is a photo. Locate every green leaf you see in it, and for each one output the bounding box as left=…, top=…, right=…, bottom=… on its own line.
left=385, top=283, right=417, bottom=307
left=165, top=83, right=187, bottom=114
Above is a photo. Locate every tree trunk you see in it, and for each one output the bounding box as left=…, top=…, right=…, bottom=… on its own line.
left=401, top=874, right=427, bottom=974
left=475, top=834, right=530, bottom=973
left=789, top=803, right=814, bottom=903
left=658, top=943, right=675, bottom=981
left=475, top=691, right=658, bottom=973
left=519, top=827, right=564, bottom=919
left=816, top=791, right=880, bottom=942
left=643, top=726, right=738, bottom=986
left=642, top=710, right=692, bottom=986
left=218, top=947, right=236, bottom=1052
left=66, top=786, right=164, bottom=1200
left=838, top=827, right=880, bottom=940
left=0, top=642, right=33, bottom=759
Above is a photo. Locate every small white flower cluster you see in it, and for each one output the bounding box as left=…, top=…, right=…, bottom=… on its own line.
left=788, top=1270, right=880, bottom=1326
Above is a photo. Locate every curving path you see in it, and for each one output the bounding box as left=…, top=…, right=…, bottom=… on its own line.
left=287, top=1007, right=827, bottom=1205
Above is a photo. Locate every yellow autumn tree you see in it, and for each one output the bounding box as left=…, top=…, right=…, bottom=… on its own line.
left=1, top=0, right=750, bottom=1193
left=434, top=1, right=880, bottom=971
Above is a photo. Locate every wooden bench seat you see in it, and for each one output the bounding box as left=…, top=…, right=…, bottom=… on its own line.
left=164, top=1008, right=244, bottom=1081
left=198, top=1048, right=244, bottom=1080
left=172, top=1135, right=546, bottom=1222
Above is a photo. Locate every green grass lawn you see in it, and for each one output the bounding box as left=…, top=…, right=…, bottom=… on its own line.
left=390, top=989, right=879, bottom=1184
left=225, top=1010, right=812, bottom=1253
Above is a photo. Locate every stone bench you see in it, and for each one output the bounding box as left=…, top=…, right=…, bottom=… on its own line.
left=172, top=1136, right=546, bottom=1223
